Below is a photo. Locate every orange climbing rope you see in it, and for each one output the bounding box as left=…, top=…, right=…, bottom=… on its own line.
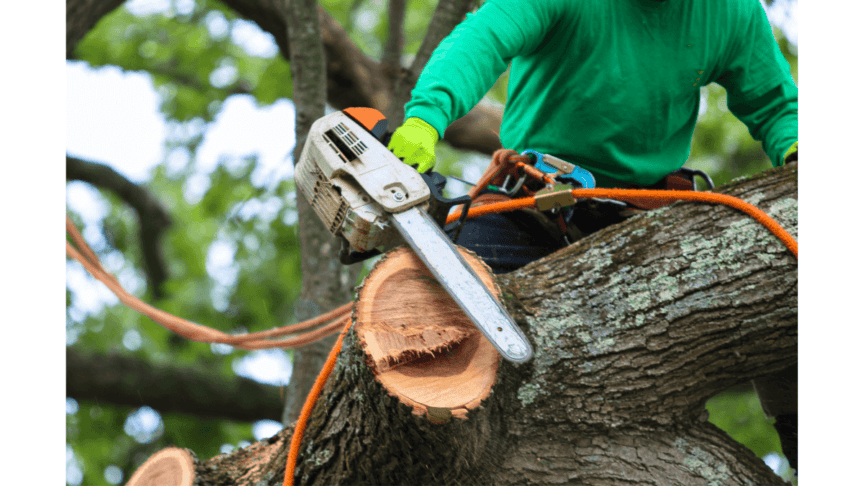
left=445, top=188, right=798, bottom=258
left=65, top=215, right=352, bottom=349
left=282, top=318, right=353, bottom=486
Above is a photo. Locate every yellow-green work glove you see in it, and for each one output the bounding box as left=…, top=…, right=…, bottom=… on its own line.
left=387, top=117, right=439, bottom=173
left=783, top=141, right=798, bottom=163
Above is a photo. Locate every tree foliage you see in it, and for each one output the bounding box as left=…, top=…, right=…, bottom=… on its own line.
left=65, top=0, right=798, bottom=484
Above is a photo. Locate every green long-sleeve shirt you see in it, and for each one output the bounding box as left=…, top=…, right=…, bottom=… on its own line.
left=405, top=0, right=798, bottom=187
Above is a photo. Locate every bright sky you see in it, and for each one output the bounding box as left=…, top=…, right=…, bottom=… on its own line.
left=55, top=0, right=859, bottom=483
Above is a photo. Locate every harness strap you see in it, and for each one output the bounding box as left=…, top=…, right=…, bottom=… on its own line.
left=618, top=173, right=695, bottom=209
left=470, top=193, right=516, bottom=207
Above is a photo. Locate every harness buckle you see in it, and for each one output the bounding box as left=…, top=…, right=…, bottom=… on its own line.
left=535, top=189, right=578, bottom=211
left=672, top=167, right=715, bottom=191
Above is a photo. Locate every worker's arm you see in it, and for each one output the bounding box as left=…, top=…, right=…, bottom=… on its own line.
left=716, top=0, right=798, bottom=167
left=403, top=0, right=563, bottom=140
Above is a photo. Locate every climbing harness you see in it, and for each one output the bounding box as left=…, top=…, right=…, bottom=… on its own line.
left=447, top=149, right=795, bottom=256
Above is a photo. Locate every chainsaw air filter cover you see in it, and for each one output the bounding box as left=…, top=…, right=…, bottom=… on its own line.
left=295, top=110, right=430, bottom=253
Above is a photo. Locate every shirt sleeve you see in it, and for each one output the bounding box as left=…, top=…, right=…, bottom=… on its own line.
left=715, top=0, right=798, bottom=167
left=404, top=0, right=562, bottom=138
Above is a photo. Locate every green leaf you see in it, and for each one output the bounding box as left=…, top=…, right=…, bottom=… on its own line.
left=706, top=388, right=782, bottom=459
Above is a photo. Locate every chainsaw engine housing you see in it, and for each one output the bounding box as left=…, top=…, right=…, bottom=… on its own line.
left=295, top=110, right=430, bottom=253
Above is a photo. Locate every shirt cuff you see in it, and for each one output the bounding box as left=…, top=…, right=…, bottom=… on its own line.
left=783, top=141, right=798, bottom=163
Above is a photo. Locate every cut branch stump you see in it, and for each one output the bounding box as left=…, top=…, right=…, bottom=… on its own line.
left=355, top=246, right=501, bottom=421
left=126, top=447, right=195, bottom=486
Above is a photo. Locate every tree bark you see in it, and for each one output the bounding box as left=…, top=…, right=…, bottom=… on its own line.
left=65, top=347, right=285, bottom=422
left=66, top=0, right=125, bottom=58
left=283, top=0, right=363, bottom=425
left=164, top=162, right=797, bottom=485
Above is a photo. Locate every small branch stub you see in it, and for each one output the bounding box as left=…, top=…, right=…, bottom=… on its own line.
left=355, top=246, right=501, bottom=421
left=126, top=447, right=195, bottom=486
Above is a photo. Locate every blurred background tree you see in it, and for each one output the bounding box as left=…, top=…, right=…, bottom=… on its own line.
left=65, top=0, right=798, bottom=484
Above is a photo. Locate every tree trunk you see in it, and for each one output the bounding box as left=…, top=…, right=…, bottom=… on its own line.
left=134, top=162, right=796, bottom=485
left=281, top=0, right=353, bottom=426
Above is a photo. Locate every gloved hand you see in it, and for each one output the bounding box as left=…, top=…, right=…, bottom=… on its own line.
left=387, top=117, right=439, bottom=173
left=783, top=141, right=798, bottom=163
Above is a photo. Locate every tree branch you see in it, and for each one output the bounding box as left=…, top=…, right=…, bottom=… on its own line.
left=382, top=0, right=406, bottom=75
left=317, top=7, right=392, bottom=111
left=66, top=347, right=285, bottom=422
left=387, top=0, right=476, bottom=124
left=286, top=163, right=797, bottom=485
left=66, top=0, right=126, bottom=58
left=66, top=156, right=172, bottom=299
left=498, top=162, right=798, bottom=426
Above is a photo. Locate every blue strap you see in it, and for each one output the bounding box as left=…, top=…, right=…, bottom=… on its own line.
left=521, top=149, right=596, bottom=189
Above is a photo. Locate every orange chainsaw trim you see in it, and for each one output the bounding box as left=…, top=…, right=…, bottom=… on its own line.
left=343, top=107, right=389, bottom=139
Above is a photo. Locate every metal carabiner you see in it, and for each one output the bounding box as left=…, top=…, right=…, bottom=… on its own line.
left=496, top=173, right=529, bottom=196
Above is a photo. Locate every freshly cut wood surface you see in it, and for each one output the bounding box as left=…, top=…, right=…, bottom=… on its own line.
left=355, top=246, right=501, bottom=420
left=126, top=447, right=195, bottom=486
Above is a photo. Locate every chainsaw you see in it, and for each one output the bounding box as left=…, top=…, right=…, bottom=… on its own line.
left=295, top=107, right=533, bottom=363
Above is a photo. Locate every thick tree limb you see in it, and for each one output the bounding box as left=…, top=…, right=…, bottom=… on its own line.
left=66, top=156, right=172, bottom=299
left=173, top=163, right=797, bottom=485
left=499, top=164, right=798, bottom=427
left=66, top=347, right=284, bottom=422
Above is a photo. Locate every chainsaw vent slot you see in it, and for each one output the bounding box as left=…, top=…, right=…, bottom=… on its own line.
left=324, top=130, right=352, bottom=163
left=309, top=166, right=348, bottom=234
left=325, top=123, right=368, bottom=163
